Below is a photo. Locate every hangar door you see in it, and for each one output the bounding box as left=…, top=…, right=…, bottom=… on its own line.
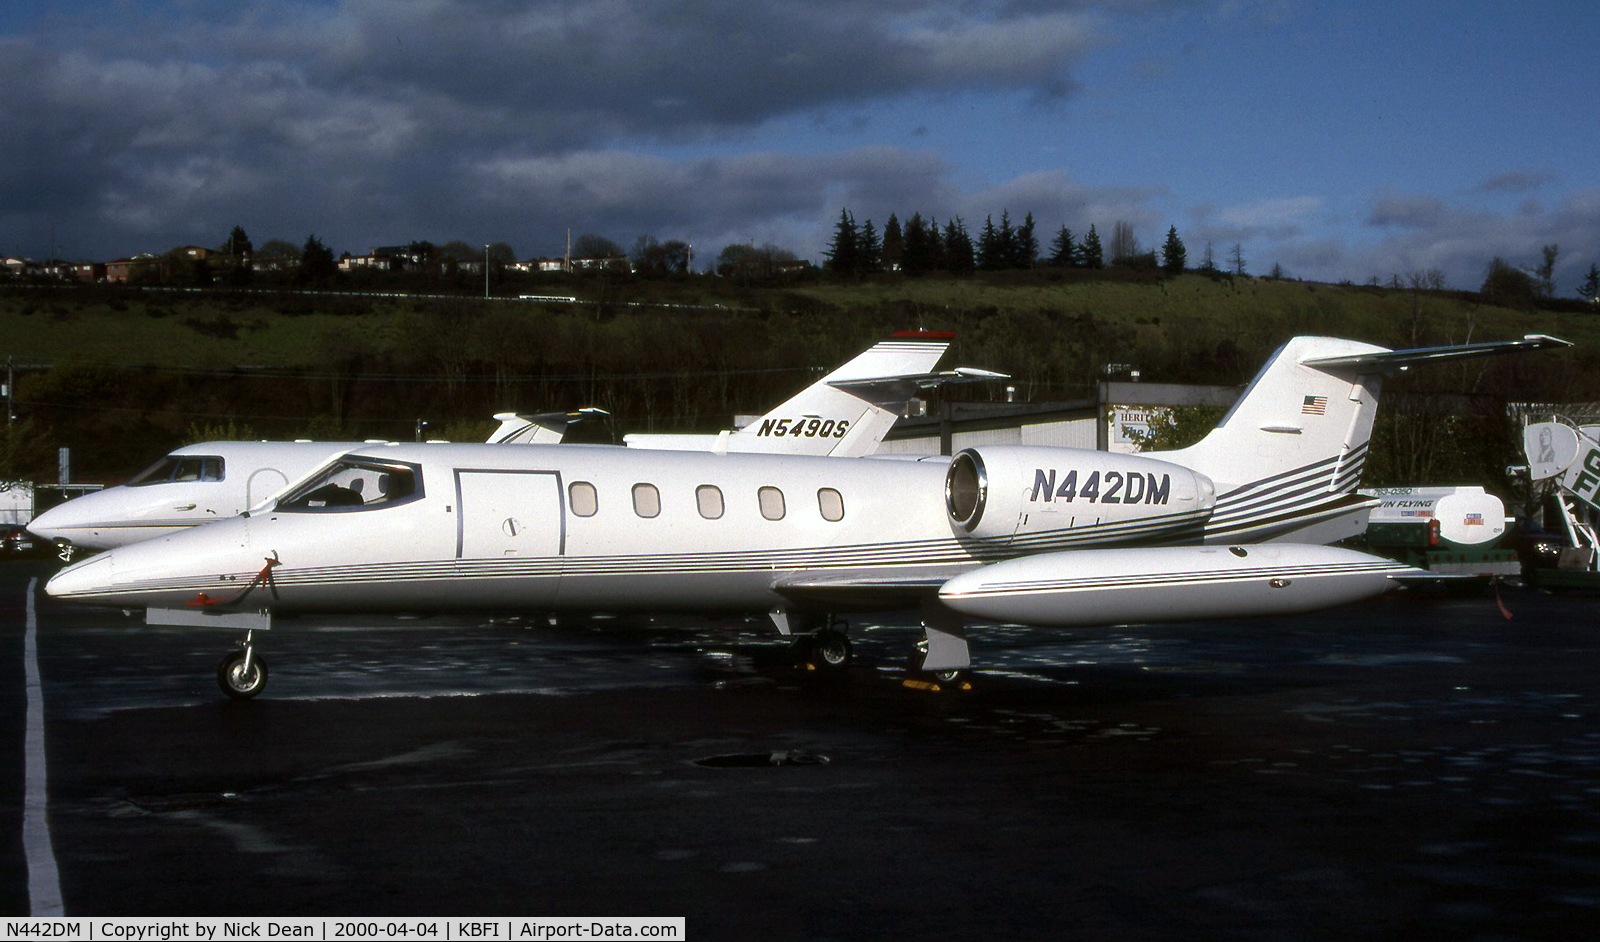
left=454, top=470, right=565, bottom=559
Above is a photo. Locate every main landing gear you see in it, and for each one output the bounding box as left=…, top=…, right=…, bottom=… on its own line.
left=809, top=620, right=854, bottom=670
left=217, top=629, right=268, bottom=700
left=768, top=611, right=856, bottom=672
left=905, top=599, right=972, bottom=691
left=768, top=605, right=973, bottom=689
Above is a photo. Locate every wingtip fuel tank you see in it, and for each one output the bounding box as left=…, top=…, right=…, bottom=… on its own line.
left=937, top=543, right=1411, bottom=627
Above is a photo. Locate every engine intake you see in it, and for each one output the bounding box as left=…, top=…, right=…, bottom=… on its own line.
left=945, top=445, right=1216, bottom=542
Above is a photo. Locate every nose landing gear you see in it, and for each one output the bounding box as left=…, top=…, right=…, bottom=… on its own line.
left=217, top=629, right=268, bottom=699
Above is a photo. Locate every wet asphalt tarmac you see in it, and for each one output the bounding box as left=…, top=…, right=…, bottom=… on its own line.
left=3, top=557, right=1600, bottom=940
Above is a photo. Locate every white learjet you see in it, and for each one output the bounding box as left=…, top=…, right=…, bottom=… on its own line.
left=45, top=334, right=1568, bottom=699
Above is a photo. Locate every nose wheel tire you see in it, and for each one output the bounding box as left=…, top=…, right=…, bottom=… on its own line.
left=218, top=650, right=268, bottom=700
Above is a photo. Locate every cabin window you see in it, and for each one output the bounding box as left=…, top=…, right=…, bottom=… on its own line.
left=696, top=485, right=724, bottom=520
left=632, top=483, right=661, bottom=518
left=569, top=481, right=598, bottom=517
left=758, top=486, right=786, bottom=521
left=276, top=458, right=421, bottom=512
left=128, top=455, right=225, bottom=486
left=817, top=488, right=845, bottom=522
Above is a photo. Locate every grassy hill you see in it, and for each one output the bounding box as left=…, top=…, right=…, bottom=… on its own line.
left=1, top=274, right=1594, bottom=485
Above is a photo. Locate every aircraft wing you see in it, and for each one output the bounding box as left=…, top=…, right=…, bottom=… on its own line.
left=771, top=568, right=961, bottom=608
left=1303, top=334, right=1570, bottom=373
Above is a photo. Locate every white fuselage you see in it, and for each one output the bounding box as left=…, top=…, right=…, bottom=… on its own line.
left=47, top=443, right=967, bottom=613
left=44, top=440, right=1409, bottom=625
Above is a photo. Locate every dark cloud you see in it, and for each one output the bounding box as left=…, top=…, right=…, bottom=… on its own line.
left=3, top=1, right=1101, bottom=260
left=1477, top=171, right=1555, bottom=195
left=1366, top=193, right=1447, bottom=229
left=5, top=0, right=1591, bottom=295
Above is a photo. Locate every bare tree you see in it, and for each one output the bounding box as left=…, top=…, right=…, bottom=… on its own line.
left=1228, top=243, right=1247, bottom=276
left=1110, top=220, right=1139, bottom=264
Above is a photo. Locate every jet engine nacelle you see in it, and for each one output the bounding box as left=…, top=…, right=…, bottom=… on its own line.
left=945, top=445, right=1216, bottom=542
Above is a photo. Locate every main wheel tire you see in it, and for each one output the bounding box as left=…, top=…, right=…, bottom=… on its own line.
left=217, top=650, right=268, bottom=700
left=813, top=630, right=853, bottom=669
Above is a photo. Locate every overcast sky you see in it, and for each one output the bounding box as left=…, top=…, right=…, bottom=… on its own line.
left=4, top=0, right=1597, bottom=292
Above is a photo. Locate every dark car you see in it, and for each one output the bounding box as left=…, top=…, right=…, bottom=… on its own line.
left=0, top=525, right=49, bottom=558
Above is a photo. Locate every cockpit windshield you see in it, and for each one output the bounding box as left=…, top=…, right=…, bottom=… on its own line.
left=275, top=457, right=421, bottom=512
left=128, top=455, right=225, bottom=486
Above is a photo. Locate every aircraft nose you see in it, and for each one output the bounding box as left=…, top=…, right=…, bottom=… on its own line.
left=45, top=516, right=255, bottom=607
left=25, top=501, right=75, bottom=542
left=44, top=552, right=115, bottom=601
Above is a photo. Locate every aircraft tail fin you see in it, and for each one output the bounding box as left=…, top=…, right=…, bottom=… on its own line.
left=726, top=331, right=955, bottom=457
left=1158, top=334, right=1568, bottom=542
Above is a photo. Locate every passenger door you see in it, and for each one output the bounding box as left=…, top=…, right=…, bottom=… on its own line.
left=454, top=470, right=565, bottom=559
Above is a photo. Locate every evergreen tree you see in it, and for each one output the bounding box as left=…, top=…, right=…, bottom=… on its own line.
left=1049, top=226, right=1076, bottom=266
left=859, top=219, right=882, bottom=274
left=925, top=217, right=947, bottom=272
left=978, top=215, right=1002, bottom=271
left=901, top=212, right=931, bottom=274
left=997, top=210, right=1017, bottom=269
left=1015, top=212, right=1039, bottom=269
left=1081, top=224, right=1104, bottom=269
left=943, top=218, right=974, bottom=274
left=222, top=225, right=253, bottom=256
left=1578, top=263, right=1600, bottom=302
left=300, top=234, right=337, bottom=283
left=881, top=214, right=903, bottom=272
left=1161, top=226, right=1187, bottom=273
left=823, top=208, right=859, bottom=276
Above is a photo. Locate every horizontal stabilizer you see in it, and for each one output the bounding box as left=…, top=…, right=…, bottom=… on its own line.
left=488, top=408, right=609, bottom=444
left=828, top=367, right=1010, bottom=398
left=1303, top=334, right=1570, bottom=373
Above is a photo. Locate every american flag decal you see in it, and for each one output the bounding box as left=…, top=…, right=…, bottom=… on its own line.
left=1302, top=395, right=1328, bottom=415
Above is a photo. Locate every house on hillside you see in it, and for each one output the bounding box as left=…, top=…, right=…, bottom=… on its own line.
left=104, top=254, right=158, bottom=283
left=339, top=252, right=398, bottom=272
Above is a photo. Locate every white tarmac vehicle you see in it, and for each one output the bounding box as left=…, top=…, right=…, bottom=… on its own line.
left=45, top=334, right=1568, bottom=699
left=29, top=335, right=993, bottom=556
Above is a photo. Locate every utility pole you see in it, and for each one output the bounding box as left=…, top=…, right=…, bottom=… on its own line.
left=5, top=356, right=13, bottom=425
left=484, top=244, right=490, bottom=299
